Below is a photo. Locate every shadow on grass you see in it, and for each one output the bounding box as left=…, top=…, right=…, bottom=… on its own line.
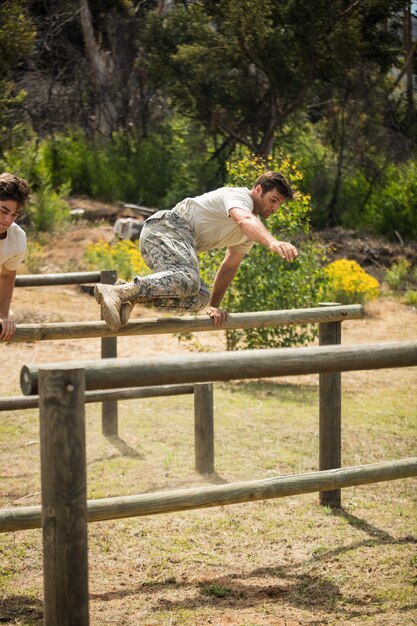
left=224, top=380, right=318, bottom=404
left=90, top=567, right=349, bottom=621
left=89, top=528, right=416, bottom=622
left=332, top=507, right=397, bottom=541
left=104, top=435, right=143, bottom=458
left=86, top=435, right=145, bottom=465
left=0, top=595, right=43, bottom=624
left=200, top=471, right=228, bottom=485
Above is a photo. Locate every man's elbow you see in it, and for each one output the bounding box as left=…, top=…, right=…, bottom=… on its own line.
left=235, top=214, right=256, bottom=229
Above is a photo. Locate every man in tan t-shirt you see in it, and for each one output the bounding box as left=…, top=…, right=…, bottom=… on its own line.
left=0, top=173, right=30, bottom=341
left=95, top=171, right=298, bottom=331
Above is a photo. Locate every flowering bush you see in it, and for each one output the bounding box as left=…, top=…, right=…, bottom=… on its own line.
left=325, top=259, right=380, bottom=304
left=83, top=239, right=150, bottom=280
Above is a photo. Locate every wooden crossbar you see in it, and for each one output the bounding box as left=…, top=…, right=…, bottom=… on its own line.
left=20, top=340, right=417, bottom=395
left=1, top=458, right=415, bottom=533
left=7, top=305, right=364, bottom=342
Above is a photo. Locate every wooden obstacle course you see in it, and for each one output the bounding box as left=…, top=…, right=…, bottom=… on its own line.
left=13, top=346, right=417, bottom=625
left=15, top=270, right=121, bottom=437
left=8, top=270, right=216, bottom=462
left=7, top=304, right=364, bottom=342
left=7, top=291, right=364, bottom=480
left=39, top=368, right=89, bottom=625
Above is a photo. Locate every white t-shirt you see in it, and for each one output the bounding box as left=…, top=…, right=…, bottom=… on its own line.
left=173, top=186, right=257, bottom=254
left=0, top=223, right=26, bottom=271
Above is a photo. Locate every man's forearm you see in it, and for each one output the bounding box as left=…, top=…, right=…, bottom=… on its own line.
left=234, top=213, right=298, bottom=262
left=235, top=214, right=280, bottom=248
left=0, top=275, right=15, bottom=318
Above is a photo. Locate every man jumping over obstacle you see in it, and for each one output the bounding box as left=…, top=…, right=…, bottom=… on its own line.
left=95, top=171, right=298, bottom=330
left=0, top=173, right=30, bottom=341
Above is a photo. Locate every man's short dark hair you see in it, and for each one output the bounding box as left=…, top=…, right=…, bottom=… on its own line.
left=0, top=172, right=31, bottom=211
left=254, top=171, right=294, bottom=201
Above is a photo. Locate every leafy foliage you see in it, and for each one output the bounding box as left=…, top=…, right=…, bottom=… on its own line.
left=384, top=259, right=417, bottom=294
left=0, top=1, right=36, bottom=151
left=360, top=161, right=417, bottom=240
left=404, top=290, right=417, bottom=307
left=1, top=135, right=70, bottom=232
left=384, top=259, right=412, bottom=290
left=142, top=0, right=405, bottom=156
left=28, top=183, right=71, bottom=232
left=3, top=120, right=219, bottom=209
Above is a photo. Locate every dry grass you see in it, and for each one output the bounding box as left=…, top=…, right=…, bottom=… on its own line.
left=0, top=257, right=416, bottom=624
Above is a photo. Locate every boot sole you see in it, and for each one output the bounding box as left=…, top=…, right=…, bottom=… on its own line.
left=94, top=283, right=103, bottom=304
left=94, top=284, right=122, bottom=331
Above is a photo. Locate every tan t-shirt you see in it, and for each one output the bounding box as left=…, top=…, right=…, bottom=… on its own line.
left=0, top=223, right=26, bottom=270
left=172, top=186, right=257, bottom=254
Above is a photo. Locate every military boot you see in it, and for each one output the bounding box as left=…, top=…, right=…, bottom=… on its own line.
left=115, top=278, right=135, bottom=327
left=94, top=280, right=140, bottom=331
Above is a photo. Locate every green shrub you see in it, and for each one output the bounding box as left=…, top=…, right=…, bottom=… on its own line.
left=28, top=183, right=71, bottom=232
left=403, top=290, right=417, bottom=307
left=1, top=134, right=71, bottom=232
left=24, top=241, right=45, bottom=273
left=24, top=118, right=217, bottom=207
left=384, top=259, right=412, bottom=291
left=325, top=259, right=380, bottom=304
left=38, top=130, right=174, bottom=205
left=351, top=161, right=417, bottom=240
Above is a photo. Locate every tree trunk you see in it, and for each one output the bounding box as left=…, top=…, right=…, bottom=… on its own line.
left=403, top=1, right=415, bottom=123
left=79, top=0, right=118, bottom=134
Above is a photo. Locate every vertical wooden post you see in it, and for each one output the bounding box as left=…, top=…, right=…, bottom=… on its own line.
left=194, top=383, right=214, bottom=474
left=319, top=304, right=342, bottom=508
left=39, top=367, right=89, bottom=626
left=100, top=269, right=118, bottom=437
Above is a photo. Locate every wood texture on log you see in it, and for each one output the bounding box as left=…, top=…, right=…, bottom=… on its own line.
left=1, top=458, right=416, bottom=532
left=20, top=340, right=417, bottom=395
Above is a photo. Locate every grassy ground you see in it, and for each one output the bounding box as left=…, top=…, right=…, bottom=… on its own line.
left=0, top=272, right=416, bottom=624
left=1, top=375, right=416, bottom=625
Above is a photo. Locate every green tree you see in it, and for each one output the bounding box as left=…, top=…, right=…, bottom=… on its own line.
left=142, top=0, right=404, bottom=158
left=0, top=0, right=35, bottom=155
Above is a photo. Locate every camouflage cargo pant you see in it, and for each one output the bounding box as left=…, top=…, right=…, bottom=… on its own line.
left=134, top=210, right=210, bottom=312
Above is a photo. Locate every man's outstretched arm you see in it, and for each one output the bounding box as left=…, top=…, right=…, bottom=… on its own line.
left=207, top=247, right=244, bottom=326
left=229, top=208, right=298, bottom=261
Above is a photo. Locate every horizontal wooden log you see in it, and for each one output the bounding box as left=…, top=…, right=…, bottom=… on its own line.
left=15, top=271, right=102, bottom=287
left=0, top=385, right=194, bottom=412
left=1, top=457, right=415, bottom=533
left=20, top=340, right=417, bottom=396
left=7, top=305, right=364, bottom=343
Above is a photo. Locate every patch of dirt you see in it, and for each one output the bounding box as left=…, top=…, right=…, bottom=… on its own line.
left=67, top=196, right=125, bottom=222
left=39, top=221, right=114, bottom=273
